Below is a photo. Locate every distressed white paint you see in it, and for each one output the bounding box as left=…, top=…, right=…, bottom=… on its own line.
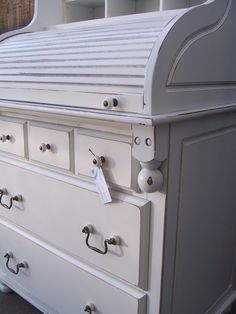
left=0, top=160, right=150, bottom=288
left=0, top=13, right=177, bottom=113
left=76, top=133, right=132, bottom=187
left=0, top=223, right=146, bottom=314
left=0, top=120, right=26, bottom=157
left=0, top=1, right=236, bottom=314
left=28, top=124, right=72, bottom=170
left=1, top=1, right=234, bottom=117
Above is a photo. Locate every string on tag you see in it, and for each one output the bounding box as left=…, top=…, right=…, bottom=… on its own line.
left=89, top=149, right=112, bottom=204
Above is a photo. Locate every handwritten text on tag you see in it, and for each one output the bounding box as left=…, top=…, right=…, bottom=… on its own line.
left=92, top=167, right=112, bottom=204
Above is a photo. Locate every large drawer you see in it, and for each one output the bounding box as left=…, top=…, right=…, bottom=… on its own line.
left=0, top=161, right=150, bottom=288
left=0, top=223, right=146, bottom=314
left=0, top=119, right=25, bottom=157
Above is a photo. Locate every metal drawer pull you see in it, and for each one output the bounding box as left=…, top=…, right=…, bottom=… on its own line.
left=4, top=251, right=27, bottom=275
left=0, top=189, right=22, bottom=209
left=0, top=134, right=11, bottom=142
left=84, top=303, right=95, bottom=313
left=39, top=143, right=51, bottom=152
left=82, top=225, right=120, bottom=255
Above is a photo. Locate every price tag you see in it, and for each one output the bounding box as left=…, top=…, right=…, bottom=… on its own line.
left=92, top=167, right=112, bottom=204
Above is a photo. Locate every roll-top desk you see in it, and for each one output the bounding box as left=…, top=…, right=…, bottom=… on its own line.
left=0, top=1, right=236, bottom=313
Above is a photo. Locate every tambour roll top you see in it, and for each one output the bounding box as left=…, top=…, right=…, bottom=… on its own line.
left=0, top=0, right=235, bottom=117
left=0, top=12, right=177, bottom=114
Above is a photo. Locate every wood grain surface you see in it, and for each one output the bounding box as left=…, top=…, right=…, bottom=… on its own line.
left=0, top=0, right=34, bottom=34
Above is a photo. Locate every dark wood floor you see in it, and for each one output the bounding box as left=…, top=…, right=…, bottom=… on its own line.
left=1, top=291, right=236, bottom=314
left=0, top=291, right=42, bottom=314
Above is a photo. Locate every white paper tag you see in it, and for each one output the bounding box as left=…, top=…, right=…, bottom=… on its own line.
left=92, top=167, right=112, bottom=204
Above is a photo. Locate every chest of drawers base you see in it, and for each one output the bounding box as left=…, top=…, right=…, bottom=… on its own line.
left=0, top=113, right=153, bottom=314
left=0, top=221, right=147, bottom=314
left=1, top=108, right=236, bottom=314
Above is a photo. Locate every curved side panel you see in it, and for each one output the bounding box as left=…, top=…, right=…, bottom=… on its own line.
left=144, top=0, right=233, bottom=115
left=168, top=0, right=234, bottom=86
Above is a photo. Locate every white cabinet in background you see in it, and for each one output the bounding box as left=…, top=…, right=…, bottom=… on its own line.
left=65, top=0, right=206, bottom=22
left=65, top=0, right=105, bottom=22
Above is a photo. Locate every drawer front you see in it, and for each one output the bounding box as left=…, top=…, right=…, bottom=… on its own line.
left=0, top=223, right=146, bottom=314
left=76, top=133, right=132, bottom=187
left=28, top=124, right=71, bottom=170
left=0, top=161, right=150, bottom=288
left=0, top=120, right=25, bottom=157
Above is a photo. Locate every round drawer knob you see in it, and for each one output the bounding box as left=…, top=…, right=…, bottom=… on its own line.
left=103, top=97, right=118, bottom=109
left=89, top=149, right=105, bottom=168
left=0, top=134, right=11, bottom=142
left=84, top=303, right=95, bottom=313
left=92, top=156, right=105, bottom=167
left=39, top=143, right=51, bottom=152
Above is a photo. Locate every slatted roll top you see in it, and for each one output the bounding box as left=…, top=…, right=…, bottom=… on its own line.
left=0, top=12, right=178, bottom=114
left=1, top=0, right=232, bottom=117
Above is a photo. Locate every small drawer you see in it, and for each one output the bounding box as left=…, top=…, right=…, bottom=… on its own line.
left=0, top=224, right=146, bottom=314
left=76, top=133, right=132, bottom=187
left=0, top=161, right=150, bottom=288
left=28, top=124, right=72, bottom=170
left=0, top=120, right=25, bottom=157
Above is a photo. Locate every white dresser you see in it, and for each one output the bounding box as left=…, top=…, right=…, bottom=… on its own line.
left=0, top=1, right=236, bottom=313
